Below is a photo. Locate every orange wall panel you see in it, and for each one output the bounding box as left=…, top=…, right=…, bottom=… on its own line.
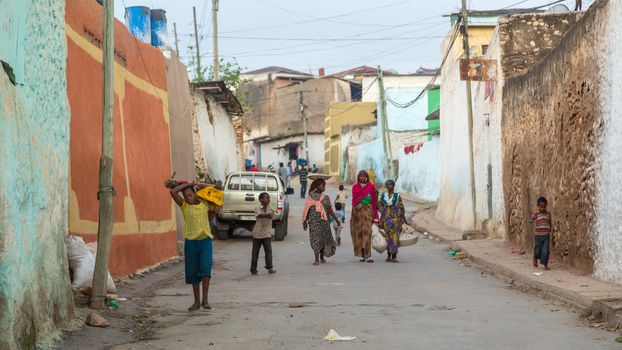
left=66, top=0, right=176, bottom=277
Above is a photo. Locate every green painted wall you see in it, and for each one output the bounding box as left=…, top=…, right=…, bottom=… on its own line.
left=0, top=1, right=73, bottom=348
left=427, top=87, right=441, bottom=140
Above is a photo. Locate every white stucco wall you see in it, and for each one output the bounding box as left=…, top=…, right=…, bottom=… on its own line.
left=362, top=75, right=431, bottom=102
left=471, top=30, right=507, bottom=239
left=257, top=134, right=324, bottom=171
left=397, top=135, right=441, bottom=201
left=193, top=92, right=241, bottom=182
left=595, top=1, right=622, bottom=284
left=436, top=32, right=476, bottom=231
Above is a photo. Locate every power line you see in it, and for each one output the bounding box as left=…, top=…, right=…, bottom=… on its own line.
left=383, top=22, right=460, bottom=110
left=220, top=0, right=417, bottom=34
left=177, top=34, right=447, bottom=42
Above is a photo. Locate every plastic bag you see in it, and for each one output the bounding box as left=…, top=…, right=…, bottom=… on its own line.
left=399, top=224, right=418, bottom=247
left=371, top=224, right=387, bottom=253
left=66, top=235, right=116, bottom=293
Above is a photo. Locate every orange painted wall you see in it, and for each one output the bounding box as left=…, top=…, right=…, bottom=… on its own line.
left=66, top=0, right=176, bottom=277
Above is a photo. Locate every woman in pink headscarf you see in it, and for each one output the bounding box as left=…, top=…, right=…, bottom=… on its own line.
left=350, top=170, right=379, bottom=262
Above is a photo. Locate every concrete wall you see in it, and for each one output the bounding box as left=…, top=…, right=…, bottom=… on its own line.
left=436, top=24, right=497, bottom=231
left=255, top=134, right=325, bottom=171
left=471, top=13, right=582, bottom=239
left=356, top=75, right=441, bottom=199
left=66, top=0, right=177, bottom=278
left=596, top=0, right=622, bottom=284
left=502, top=1, right=611, bottom=275
left=341, top=124, right=379, bottom=184
left=397, top=136, right=441, bottom=201
left=324, top=102, right=376, bottom=176
left=193, top=89, right=242, bottom=182
left=164, top=50, right=195, bottom=242
left=0, top=1, right=73, bottom=348
left=240, top=77, right=351, bottom=141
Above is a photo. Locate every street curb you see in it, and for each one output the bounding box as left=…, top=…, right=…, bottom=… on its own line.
left=413, top=217, right=622, bottom=326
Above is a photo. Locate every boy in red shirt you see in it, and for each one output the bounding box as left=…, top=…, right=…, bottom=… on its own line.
left=531, top=197, right=552, bottom=270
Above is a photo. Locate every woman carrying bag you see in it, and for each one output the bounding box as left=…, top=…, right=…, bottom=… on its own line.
left=350, top=170, right=379, bottom=263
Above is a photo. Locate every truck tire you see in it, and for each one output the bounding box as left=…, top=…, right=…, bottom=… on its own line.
left=216, top=229, right=229, bottom=240
left=274, top=220, right=287, bottom=241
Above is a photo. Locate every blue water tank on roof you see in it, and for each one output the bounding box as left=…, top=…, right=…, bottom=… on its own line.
left=125, top=6, right=151, bottom=44
left=150, top=9, right=168, bottom=47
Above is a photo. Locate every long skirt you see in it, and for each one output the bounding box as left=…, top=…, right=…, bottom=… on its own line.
left=308, top=208, right=336, bottom=257
left=350, top=204, right=373, bottom=259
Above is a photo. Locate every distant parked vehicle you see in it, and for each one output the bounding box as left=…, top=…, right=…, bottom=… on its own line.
left=216, top=171, right=290, bottom=241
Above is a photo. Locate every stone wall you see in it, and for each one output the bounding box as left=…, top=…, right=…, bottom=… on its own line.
left=502, top=3, right=608, bottom=273
left=0, top=1, right=73, bottom=348
left=471, top=12, right=582, bottom=239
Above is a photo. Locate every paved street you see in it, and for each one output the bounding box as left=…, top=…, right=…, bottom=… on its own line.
left=87, top=191, right=618, bottom=350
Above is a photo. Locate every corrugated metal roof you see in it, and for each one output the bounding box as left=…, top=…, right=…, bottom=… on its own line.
left=192, top=81, right=244, bottom=116
left=242, top=66, right=313, bottom=76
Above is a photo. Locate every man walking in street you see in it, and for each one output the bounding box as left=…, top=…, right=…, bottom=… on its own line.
left=278, top=162, right=290, bottom=189
left=299, top=165, right=308, bottom=198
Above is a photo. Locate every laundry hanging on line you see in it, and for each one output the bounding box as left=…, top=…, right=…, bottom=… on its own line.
left=404, top=143, right=423, bottom=155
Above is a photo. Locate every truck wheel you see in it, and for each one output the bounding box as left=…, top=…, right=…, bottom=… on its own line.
left=215, top=229, right=229, bottom=240
left=274, top=221, right=287, bottom=241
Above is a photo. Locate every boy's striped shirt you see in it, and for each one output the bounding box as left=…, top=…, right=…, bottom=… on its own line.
left=532, top=210, right=552, bottom=235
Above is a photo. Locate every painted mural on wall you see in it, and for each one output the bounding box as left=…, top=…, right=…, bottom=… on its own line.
left=66, top=0, right=176, bottom=278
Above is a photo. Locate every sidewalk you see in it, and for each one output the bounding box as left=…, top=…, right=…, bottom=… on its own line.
left=411, top=207, right=622, bottom=327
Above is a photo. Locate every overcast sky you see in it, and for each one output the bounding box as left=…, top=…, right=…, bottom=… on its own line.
left=114, top=0, right=592, bottom=75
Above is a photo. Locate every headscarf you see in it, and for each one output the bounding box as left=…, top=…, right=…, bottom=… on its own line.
left=352, top=170, right=378, bottom=221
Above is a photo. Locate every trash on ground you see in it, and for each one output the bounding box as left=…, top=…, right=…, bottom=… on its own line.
left=447, top=250, right=457, bottom=256
left=86, top=311, right=110, bottom=328
left=455, top=251, right=467, bottom=259
left=615, top=336, right=622, bottom=343
left=288, top=302, right=305, bottom=308
left=532, top=272, right=544, bottom=276
left=324, top=329, right=356, bottom=342
left=66, top=235, right=116, bottom=293
left=118, top=297, right=128, bottom=301
left=107, top=299, right=120, bottom=310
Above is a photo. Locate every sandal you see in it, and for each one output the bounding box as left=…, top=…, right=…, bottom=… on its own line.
left=367, top=258, right=374, bottom=263
left=359, top=258, right=366, bottom=262
left=313, top=261, right=320, bottom=266
left=188, top=302, right=201, bottom=312
left=201, top=301, right=211, bottom=310
left=320, top=259, right=327, bottom=264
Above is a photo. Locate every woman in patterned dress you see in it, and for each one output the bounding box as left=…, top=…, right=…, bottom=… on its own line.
left=350, top=170, right=379, bottom=263
left=302, top=179, right=341, bottom=265
left=378, top=180, right=406, bottom=263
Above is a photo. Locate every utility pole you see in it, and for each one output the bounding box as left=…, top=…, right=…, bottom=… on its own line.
left=192, top=6, right=203, bottom=82
left=212, top=0, right=220, bottom=80
left=173, top=22, right=179, bottom=56
left=461, top=0, right=477, bottom=230
left=377, top=65, right=394, bottom=180
left=91, top=0, right=115, bottom=310
left=299, top=83, right=309, bottom=164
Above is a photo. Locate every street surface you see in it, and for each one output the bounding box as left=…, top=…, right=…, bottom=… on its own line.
left=75, top=191, right=618, bottom=350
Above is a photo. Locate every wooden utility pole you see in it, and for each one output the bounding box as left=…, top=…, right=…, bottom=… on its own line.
left=299, top=83, right=309, bottom=163
left=461, top=0, right=478, bottom=230
left=212, top=0, right=220, bottom=80
left=173, top=22, right=179, bottom=56
left=192, top=6, right=203, bottom=82
left=91, top=0, right=115, bottom=310
left=377, top=65, right=394, bottom=180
